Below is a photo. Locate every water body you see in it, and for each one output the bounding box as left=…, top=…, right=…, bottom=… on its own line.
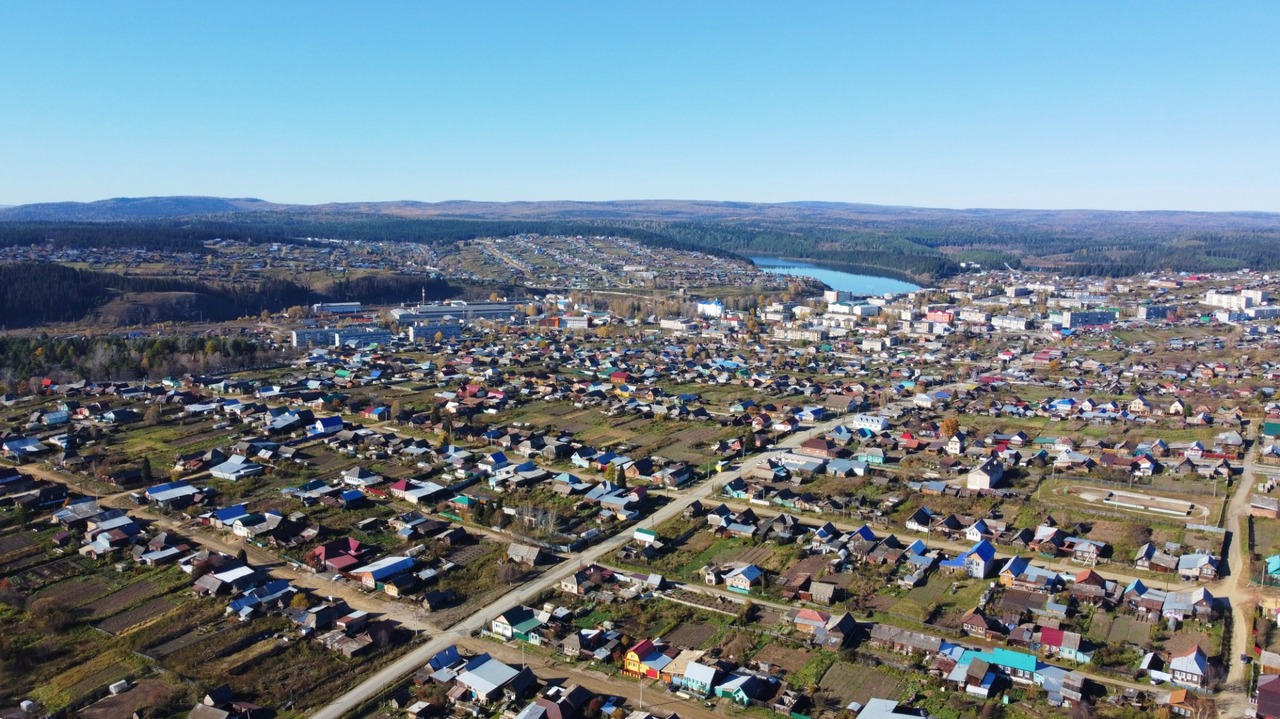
left=749, top=256, right=921, bottom=295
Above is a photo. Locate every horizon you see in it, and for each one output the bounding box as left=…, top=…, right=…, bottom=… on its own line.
left=3, top=3, right=1278, bottom=211
left=5, top=194, right=1280, bottom=217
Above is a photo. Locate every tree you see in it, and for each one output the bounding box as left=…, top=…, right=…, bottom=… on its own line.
left=390, top=399, right=402, bottom=421
left=140, top=457, right=152, bottom=485
left=143, top=403, right=162, bottom=426
left=940, top=417, right=960, bottom=439
left=290, top=592, right=310, bottom=609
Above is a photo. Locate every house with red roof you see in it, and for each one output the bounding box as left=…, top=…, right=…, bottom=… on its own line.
left=309, top=537, right=367, bottom=573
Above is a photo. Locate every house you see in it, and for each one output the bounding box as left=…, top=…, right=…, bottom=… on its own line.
left=941, top=539, right=996, bottom=579
left=967, top=457, right=1005, bottom=490
left=454, top=656, right=536, bottom=704
left=1169, top=646, right=1207, bottom=689
left=857, top=699, right=938, bottom=719
left=1070, top=569, right=1114, bottom=606
left=351, top=555, right=414, bottom=589
left=961, top=610, right=1001, bottom=640
left=623, top=639, right=673, bottom=679
left=209, top=455, right=264, bottom=481
left=1177, top=552, right=1219, bottom=581
left=492, top=606, right=545, bottom=643
left=869, top=624, right=942, bottom=656
left=508, top=544, right=543, bottom=566
left=681, top=661, right=719, bottom=697
left=1256, top=674, right=1280, bottom=719
left=962, top=647, right=1039, bottom=685
left=713, top=673, right=767, bottom=705
left=798, top=437, right=840, bottom=460
left=1039, top=628, right=1092, bottom=664
left=724, top=564, right=763, bottom=593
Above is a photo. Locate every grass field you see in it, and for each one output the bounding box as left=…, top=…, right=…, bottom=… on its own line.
left=818, top=662, right=908, bottom=707
left=1253, top=517, right=1280, bottom=558
left=894, top=577, right=988, bottom=623
left=1108, top=615, right=1153, bottom=648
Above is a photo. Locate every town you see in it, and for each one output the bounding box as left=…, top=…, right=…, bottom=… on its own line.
left=7, top=259, right=1280, bottom=719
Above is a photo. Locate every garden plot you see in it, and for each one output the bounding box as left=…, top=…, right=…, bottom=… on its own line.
left=79, top=678, right=182, bottom=719
left=85, top=580, right=164, bottom=619
left=20, top=556, right=89, bottom=591
left=819, top=662, right=908, bottom=707
left=149, top=622, right=236, bottom=658
left=97, top=596, right=177, bottom=635
left=722, top=544, right=778, bottom=567
left=37, top=576, right=110, bottom=606
left=1108, top=615, right=1154, bottom=647
left=0, top=532, right=35, bottom=556
left=751, top=643, right=816, bottom=676
left=663, top=622, right=719, bottom=650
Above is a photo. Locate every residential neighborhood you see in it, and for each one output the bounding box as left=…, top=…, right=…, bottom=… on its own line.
left=7, top=262, right=1280, bottom=719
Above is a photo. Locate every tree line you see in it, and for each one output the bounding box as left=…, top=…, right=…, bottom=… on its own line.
left=0, top=262, right=460, bottom=329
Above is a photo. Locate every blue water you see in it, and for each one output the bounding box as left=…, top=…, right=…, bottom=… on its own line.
left=749, top=256, right=920, bottom=295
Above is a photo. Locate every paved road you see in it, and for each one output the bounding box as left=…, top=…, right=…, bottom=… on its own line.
left=311, top=415, right=857, bottom=719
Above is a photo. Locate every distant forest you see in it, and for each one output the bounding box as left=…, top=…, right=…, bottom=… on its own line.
left=3, top=205, right=1280, bottom=329
left=0, top=216, right=742, bottom=260
left=0, top=262, right=459, bottom=329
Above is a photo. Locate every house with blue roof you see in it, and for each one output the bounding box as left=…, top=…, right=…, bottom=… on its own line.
left=309, top=416, right=344, bottom=437
left=724, top=564, right=764, bottom=593
left=714, top=674, right=769, bottom=705
left=960, top=646, right=1040, bottom=684
left=941, top=539, right=997, bottom=579
left=211, top=504, right=251, bottom=529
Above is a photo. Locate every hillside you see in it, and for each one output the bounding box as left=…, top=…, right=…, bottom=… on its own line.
left=4, top=196, right=1280, bottom=279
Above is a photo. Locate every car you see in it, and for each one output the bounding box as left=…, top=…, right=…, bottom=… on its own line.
left=1241, top=654, right=1253, bottom=665
left=704, top=702, right=716, bottom=708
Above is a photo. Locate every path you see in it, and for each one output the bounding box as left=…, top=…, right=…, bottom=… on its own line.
left=1212, top=447, right=1280, bottom=717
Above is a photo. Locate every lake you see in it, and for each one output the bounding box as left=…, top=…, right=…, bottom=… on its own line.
left=749, top=256, right=920, bottom=295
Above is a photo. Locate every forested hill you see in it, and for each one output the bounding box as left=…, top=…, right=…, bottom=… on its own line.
left=4, top=196, right=1280, bottom=278
left=0, top=262, right=459, bottom=329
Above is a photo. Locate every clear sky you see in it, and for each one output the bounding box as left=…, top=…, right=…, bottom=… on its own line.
left=2, top=2, right=1278, bottom=211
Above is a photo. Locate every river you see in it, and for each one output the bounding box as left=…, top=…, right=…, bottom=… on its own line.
left=749, top=256, right=921, bottom=295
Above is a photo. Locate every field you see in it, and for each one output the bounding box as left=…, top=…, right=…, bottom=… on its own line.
left=79, top=678, right=184, bottom=719
left=85, top=580, right=164, bottom=619
left=893, top=577, right=988, bottom=624
left=818, top=662, right=908, bottom=707
left=97, top=596, right=177, bottom=635
left=751, top=643, right=818, bottom=676
left=1107, top=615, right=1153, bottom=648
left=0, top=532, right=35, bottom=556
left=1166, top=629, right=1215, bottom=655
left=723, top=544, right=780, bottom=567
left=1253, top=517, right=1280, bottom=559
left=37, top=576, right=110, bottom=606
left=664, top=622, right=719, bottom=650
left=28, top=648, right=148, bottom=712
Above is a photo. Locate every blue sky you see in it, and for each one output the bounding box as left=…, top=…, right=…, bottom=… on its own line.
left=2, top=2, right=1278, bottom=210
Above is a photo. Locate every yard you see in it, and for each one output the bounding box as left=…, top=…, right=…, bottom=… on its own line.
left=891, top=577, right=988, bottom=624
left=1107, top=615, right=1154, bottom=648
left=817, top=661, right=909, bottom=708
